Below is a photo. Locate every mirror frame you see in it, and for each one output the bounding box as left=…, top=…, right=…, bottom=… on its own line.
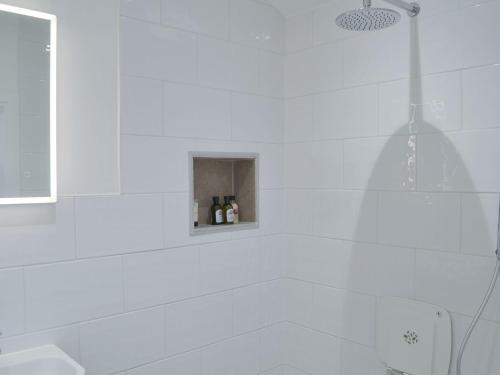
left=0, top=3, right=57, bottom=205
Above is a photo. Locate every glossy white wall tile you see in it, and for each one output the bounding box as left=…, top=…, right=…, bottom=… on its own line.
left=75, top=195, right=163, bottom=258
left=313, top=85, right=378, bottom=139
left=198, top=36, right=260, bottom=93
left=163, top=82, right=231, bottom=140
left=79, top=308, right=165, bottom=375
left=230, top=0, right=285, bottom=53
left=286, top=236, right=347, bottom=287
left=231, top=93, right=284, bottom=143
left=342, top=242, right=415, bottom=298
left=463, top=64, right=500, bottom=130
left=164, top=292, right=232, bottom=356
left=314, top=286, right=376, bottom=346
left=161, top=0, right=230, bottom=39
left=285, top=190, right=314, bottom=234
left=123, top=247, right=199, bottom=310
left=378, top=191, right=460, bottom=251
left=232, top=284, right=266, bottom=335
left=286, top=12, right=313, bottom=53
left=121, top=0, right=161, bottom=23
left=121, top=135, right=190, bottom=193
left=340, top=340, right=385, bottom=375
left=121, top=76, right=163, bottom=136
left=418, top=130, right=500, bottom=192
left=378, top=71, right=462, bottom=135
left=199, top=239, right=261, bottom=294
left=343, top=136, right=417, bottom=191
left=259, top=51, right=285, bottom=98
left=416, top=250, right=500, bottom=321
left=284, top=97, right=313, bottom=142
left=461, top=193, right=500, bottom=257
left=284, top=323, right=341, bottom=375
left=0, top=269, right=25, bottom=337
left=121, top=17, right=197, bottom=82
left=24, top=258, right=123, bottom=331
left=285, top=43, right=343, bottom=97
left=312, top=190, right=378, bottom=243
left=200, top=332, right=261, bottom=375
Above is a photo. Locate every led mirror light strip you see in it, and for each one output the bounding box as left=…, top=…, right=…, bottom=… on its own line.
left=0, top=3, right=57, bottom=205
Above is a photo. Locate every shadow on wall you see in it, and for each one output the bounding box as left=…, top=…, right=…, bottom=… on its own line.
left=344, top=18, right=500, bottom=374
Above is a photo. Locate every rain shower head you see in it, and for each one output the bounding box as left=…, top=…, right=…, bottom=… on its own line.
left=336, top=0, right=420, bottom=31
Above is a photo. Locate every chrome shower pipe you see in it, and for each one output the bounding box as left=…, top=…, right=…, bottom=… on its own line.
left=381, top=0, right=420, bottom=16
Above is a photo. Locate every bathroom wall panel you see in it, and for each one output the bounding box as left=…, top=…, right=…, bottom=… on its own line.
left=286, top=12, right=313, bottom=53
left=283, top=1, right=500, bottom=373
left=0, top=1, right=286, bottom=374
left=259, top=50, right=285, bottom=98
left=79, top=308, right=165, bottom=375
left=123, top=247, right=199, bottom=311
left=285, top=42, right=343, bottom=97
left=121, top=76, right=163, bottom=136
left=161, top=0, right=230, bottom=39
left=75, top=194, right=164, bottom=258
left=200, top=331, right=261, bottom=375
left=462, top=64, right=500, bottom=130
left=121, top=17, right=197, bottom=83
left=0, top=269, right=25, bottom=337
left=230, top=0, right=285, bottom=53
left=24, top=257, right=124, bottom=331
left=164, top=292, right=233, bottom=357
left=198, top=36, right=260, bottom=93
left=163, top=82, right=232, bottom=140
left=120, top=0, right=161, bottom=23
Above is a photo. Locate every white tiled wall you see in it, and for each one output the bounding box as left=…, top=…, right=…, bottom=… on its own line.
left=2, top=1, right=500, bottom=374
left=0, top=1, right=286, bottom=374
left=284, top=0, right=500, bottom=374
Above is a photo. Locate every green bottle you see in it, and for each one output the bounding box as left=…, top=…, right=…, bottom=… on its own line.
left=223, top=196, right=234, bottom=224
left=211, top=196, right=223, bottom=225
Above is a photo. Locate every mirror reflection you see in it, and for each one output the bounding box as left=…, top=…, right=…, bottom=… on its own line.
left=0, top=8, right=53, bottom=200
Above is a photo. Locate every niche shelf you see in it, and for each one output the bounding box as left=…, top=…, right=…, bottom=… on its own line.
left=189, top=152, right=259, bottom=235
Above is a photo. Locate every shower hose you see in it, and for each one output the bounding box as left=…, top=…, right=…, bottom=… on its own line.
left=456, top=257, right=500, bottom=375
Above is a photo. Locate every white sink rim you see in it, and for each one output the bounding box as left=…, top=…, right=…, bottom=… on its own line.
left=0, top=345, right=85, bottom=375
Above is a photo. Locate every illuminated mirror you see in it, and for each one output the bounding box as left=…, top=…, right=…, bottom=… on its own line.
left=0, top=4, right=56, bottom=204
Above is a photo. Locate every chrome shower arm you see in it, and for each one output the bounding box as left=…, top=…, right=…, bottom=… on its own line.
left=381, top=0, right=420, bottom=16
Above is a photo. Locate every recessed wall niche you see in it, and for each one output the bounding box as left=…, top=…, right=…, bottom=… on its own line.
left=190, top=152, right=259, bottom=235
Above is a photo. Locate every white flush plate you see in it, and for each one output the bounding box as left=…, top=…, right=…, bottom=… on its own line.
left=376, top=297, right=452, bottom=375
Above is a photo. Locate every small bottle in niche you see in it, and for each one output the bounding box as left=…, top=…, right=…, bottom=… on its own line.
left=230, top=196, right=239, bottom=224
left=193, top=199, right=199, bottom=227
left=223, top=196, right=234, bottom=224
left=211, top=196, right=224, bottom=225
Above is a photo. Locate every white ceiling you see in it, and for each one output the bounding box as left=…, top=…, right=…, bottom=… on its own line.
left=260, top=0, right=333, bottom=17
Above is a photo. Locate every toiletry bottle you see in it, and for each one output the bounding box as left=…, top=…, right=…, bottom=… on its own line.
left=223, top=196, right=234, bottom=224
left=230, top=196, right=239, bottom=224
left=211, top=196, right=223, bottom=225
left=193, top=199, right=199, bottom=227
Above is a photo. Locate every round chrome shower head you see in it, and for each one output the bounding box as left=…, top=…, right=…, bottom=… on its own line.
left=336, top=4, right=401, bottom=31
